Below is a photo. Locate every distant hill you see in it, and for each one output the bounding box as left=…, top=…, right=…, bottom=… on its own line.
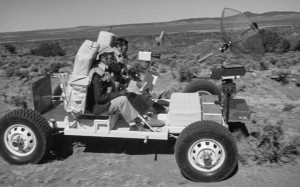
left=167, top=11, right=300, bottom=23
left=169, top=17, right=220, bottom=23
left=244, top=11, right=300, bottom=17
left=0, top=10, right=299, bottom=43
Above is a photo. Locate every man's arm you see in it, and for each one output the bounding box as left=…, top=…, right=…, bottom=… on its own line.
left=92, top=73, right=125, bottom=104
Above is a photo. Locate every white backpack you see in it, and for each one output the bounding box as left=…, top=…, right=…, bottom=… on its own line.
left=65, top=40, right=99, bottom=114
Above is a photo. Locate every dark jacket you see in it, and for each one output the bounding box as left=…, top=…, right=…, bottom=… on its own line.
left=87, top=73, right=125, bottom=115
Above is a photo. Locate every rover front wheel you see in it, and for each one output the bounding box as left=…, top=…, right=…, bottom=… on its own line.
left=175, top=121, right=238, bottom=182
left=0, top=109, right=52, bottom=165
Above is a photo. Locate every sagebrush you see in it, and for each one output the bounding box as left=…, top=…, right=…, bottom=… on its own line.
left=30, top=42, right=66, bottom=57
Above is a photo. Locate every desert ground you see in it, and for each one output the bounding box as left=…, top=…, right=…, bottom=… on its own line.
left=0, top=13, right=300, bottom=186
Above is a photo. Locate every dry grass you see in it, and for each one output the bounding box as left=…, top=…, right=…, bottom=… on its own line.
left=238, top=121, right=300, bottom=165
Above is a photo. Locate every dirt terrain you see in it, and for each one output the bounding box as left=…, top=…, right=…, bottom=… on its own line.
left=0, top=68, right=299, bottom=187
left=0, top=140, right=299, bottom=187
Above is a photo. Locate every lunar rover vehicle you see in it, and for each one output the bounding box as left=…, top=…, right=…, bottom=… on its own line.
left=0, top=8, right=264, bottom=182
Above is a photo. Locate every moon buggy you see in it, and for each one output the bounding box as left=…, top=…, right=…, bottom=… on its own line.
left=0, top=8, right=265, bottom=182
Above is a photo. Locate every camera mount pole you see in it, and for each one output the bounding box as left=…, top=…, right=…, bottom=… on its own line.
left=221, top=78, right=236, bottom=124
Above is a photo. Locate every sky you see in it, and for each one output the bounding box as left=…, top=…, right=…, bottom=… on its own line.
left=0, top=0, right=299, bottom=33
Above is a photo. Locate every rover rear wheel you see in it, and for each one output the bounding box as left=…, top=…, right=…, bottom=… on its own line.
left=175, top=121, right=238, bottom=182
left=183, top=79, right=222, bottom=101
left=0, top=109, right=52, bottom=165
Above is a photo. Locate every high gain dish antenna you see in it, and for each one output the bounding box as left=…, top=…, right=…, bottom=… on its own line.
left=199, top=8, right=265, bottom=62
left=220, top=8, right=264, bottom=60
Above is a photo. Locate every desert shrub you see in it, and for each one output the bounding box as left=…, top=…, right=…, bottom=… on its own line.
left=9, top=95, right=27, bottom=108
left=275, top=56, right=298, bottom=69
left=281, top=39, right=291, bottom=52
left=50, top=62, right=61, bottom=73
left=20, top=60, right=31, bottom=68
left=28, top=64, right=39, bottom=72
left=43, top=62, right=66, bottom=73
left=282, top=103, right=296, bottom=112
left=260, top=29, right=280, bottom=52
left=242, top=124, right=300, bottom=165
left=178, top=65, right=193, bottom=82
left=171, top=53, right=177, bottom=59
left=4, top=44, right=17, bottom=54
left=259, top=61, right=269, bottom=70
left=168, top=60, right=177, bottom=68
left=277, top=70, right=290, bottom=85
left=178, top=61, right=198, bottom=82
left=294, top=40, right=300, bottom=51
left=296, top=78, right=300, bottom=87
left=269, top=56, right=277, bottom=65
left=244, top=60, right=261, bottom=71
left=30, top=42, right=66, bottom=57
left=215, top=56, right=225, bottom=64
left=259, top=29, right=291, bottom=53
left=15, top=69, right=29, bottom=78
left=4, top=67, right=16, bottom=77
left=275, top=39, right=291, bottom=54
left=272, top=70, right=290, bottom=85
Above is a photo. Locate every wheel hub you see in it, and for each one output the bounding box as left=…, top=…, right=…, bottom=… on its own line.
left=189, top=139, right=225, bottom=172
left=4, top=124, right=37, bottom=156
left=200, top=150, right=214, bottom=167
left=12, top=135, right=27, bottom=151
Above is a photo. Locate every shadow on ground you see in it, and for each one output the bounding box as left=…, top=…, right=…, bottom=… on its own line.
left=47, top=122, right=249, bottom=170
left=228, top=122, right=250, bottom=138
left=47, top=133, right=176, bottom=162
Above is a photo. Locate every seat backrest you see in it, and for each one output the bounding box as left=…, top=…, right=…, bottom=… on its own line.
left=31, top=74, right=53, bottom=114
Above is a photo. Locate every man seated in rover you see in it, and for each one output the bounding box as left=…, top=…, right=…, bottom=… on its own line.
left=86, top=42, right=164, bottom=131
